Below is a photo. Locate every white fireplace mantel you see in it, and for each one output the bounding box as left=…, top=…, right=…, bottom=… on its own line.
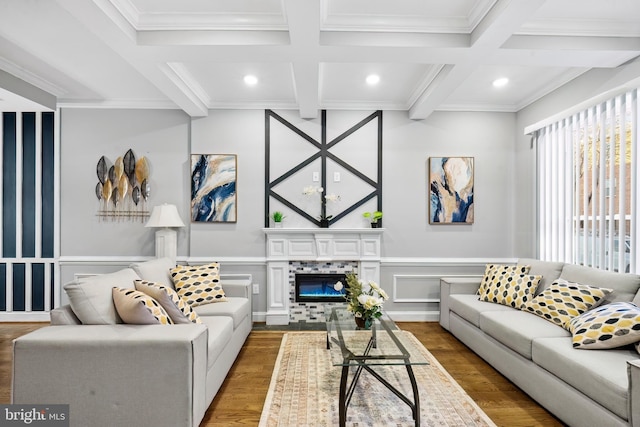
left=263, top=228, right=384, bottom=325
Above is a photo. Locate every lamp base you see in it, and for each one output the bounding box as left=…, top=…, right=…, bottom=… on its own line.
left=155, top=228, right=178, bottom=263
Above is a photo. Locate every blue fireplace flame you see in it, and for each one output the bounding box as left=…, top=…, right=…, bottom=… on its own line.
left=295, top=273, right=348, bottom=303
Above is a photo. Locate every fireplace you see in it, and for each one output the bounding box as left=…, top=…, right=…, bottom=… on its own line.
left=295, top=273, right=348, bottom=303
left=264, top=228, right=383, bottom=325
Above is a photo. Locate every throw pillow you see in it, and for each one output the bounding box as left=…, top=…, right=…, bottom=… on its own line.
left=569, top=302, right=640, bottom=349
left=170, top=262, right=227, bottom=307
left=135, top=280, right=202, bottom=324
left=479, top=273, right=542, bottom=309
left=112, top=287, right=173, bottom=325
left=63, top=268, right=140, bottom=324
left=477, top=264, right=531, bottom=296
left=522, top=279, right=612, bottom=329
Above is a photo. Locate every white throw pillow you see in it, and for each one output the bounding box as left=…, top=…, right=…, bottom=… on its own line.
left=129, top=258, right=176, bottom=289
left=64, top=268, right=140, bottom=324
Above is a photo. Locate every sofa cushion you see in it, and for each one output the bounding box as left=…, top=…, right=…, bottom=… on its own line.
left=130, top=258, right=176, bottom=289
left=193, top=297, right=250, bottom=329
left=479, top=273, right=542, bottom=309
left=532, top=336, right=637, bottom=420
left=64, top=268, right=140, bottom=324
left=135, top=280, right=202, bottom=324
left=522, top=279, right=612, bottom=329
left=517, top=258, right=564, bottom=294
left=560, top=263, right=640, bottom=304
left=170, top=263, right=227, bottom=307
left=112, top=288, right=174, bottom=325
left=448, top=294, right=515, bottom=328
left=479, top=310, right=569, bottom=359
left=477, top=264, right=530, bottom=296
left=200, top=316, right=234, bottom=369
left=568, top=302, right=640, bottom=349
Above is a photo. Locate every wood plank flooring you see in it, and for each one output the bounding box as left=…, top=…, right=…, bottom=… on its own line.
left=1, top=322, right=564, bottom=426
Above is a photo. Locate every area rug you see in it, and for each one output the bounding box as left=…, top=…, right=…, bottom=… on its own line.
left=258, top=331, right=496, bottom=427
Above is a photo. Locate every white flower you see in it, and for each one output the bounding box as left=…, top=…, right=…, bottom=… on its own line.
left=378, top=288, right=389, bottom=300
left=357, top=294, right=383, bottom=310
left=325, top=193, right=341, bottom=203
left=333, top=281, right=344, bottom=291
left=369, top=280, right=380, bottom=290
left=302, top=185, right=324, bottom=196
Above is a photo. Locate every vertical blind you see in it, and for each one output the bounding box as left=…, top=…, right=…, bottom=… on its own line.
left=536, top=89, right=638, bottom=273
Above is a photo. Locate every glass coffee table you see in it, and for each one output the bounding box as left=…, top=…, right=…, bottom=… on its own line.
left=325, top=306, right=429, bottom=427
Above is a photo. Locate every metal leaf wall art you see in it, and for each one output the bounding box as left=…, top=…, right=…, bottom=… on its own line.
left=95, top=149, right=150, bottom=222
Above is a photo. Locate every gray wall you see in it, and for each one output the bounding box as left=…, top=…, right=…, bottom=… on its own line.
left=53, top=58, right=640, bottom=318
left=58, top=107, right=519, bottom=318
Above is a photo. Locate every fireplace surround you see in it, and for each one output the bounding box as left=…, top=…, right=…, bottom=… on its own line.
left=264, top=228, right=383, bottom=325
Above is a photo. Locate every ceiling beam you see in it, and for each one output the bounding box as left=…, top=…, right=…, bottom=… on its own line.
left=0, top=69, right=57, bottom=111
left=283, top=0, right=320, bottom=119
left=409, top=0, right=546, bottom=120
left=57, top=0, right=208, bottom=117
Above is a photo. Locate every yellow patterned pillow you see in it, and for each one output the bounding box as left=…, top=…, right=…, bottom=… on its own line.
left=135, top=280, right=202, bottom=324
left=568, top=302, right=640, bottom=349
left=112, top=287, right=173, bottom=325
left=522, top=279, right=612, bottom=329
left=479, top=273, right=542, bottom=309
left=477, top=264, right=530, bottom=296
left=170, top=263, right=227, bottom=307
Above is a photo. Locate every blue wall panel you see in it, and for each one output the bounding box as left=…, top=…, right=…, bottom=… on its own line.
left=41, top=112, right=55, bottom=258
left=3, top=113, right=17, bottom=258
left=22, top=112, right=36, bottom=258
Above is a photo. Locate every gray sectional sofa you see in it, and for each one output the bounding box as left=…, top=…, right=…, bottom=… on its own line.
left=440, top=258, right=640, bottom=427
left=12, top=258, right=252, bottom=427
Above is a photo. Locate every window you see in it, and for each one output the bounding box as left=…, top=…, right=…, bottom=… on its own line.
left=536, top=89, right=638, bottom=273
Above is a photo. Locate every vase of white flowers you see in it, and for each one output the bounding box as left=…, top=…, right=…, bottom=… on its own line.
left=334, top=272, right=389, bottom=329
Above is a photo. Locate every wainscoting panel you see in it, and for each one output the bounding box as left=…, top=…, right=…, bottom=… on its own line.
left=392, top=275, right=441, bottom=303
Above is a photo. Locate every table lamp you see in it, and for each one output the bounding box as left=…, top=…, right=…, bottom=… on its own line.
left=145, top=203, right=185, bottom=263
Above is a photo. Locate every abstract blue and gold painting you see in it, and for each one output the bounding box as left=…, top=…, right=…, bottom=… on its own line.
left=429, top=157, right=474, bottom=224
left=191, top=154, right=237, bottom=222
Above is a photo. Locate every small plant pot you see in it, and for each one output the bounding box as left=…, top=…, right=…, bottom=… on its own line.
left=274, top=222, right=283, bottom=228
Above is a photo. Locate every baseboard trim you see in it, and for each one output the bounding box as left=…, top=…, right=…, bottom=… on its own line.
left=0, top=313, right=51, bottom=322
left=386, top=311, right=439, bottom=322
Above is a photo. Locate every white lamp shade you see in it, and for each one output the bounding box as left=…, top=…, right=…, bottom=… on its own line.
left=145, top=204, right=185, bottom=228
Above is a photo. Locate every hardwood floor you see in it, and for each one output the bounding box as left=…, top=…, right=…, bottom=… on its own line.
left=1, top=322, right=564, bottom=426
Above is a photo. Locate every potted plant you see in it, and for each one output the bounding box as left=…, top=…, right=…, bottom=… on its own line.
left=363, top=211, right=383, bottom=228
left=334, top=273, right=389, bottom=329
left=318, top=214, right=333, bottom=228
left=271, top=211, right=286, bottom=227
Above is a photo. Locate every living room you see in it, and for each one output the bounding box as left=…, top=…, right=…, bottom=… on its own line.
left=2, top=1, right=640, bottom=426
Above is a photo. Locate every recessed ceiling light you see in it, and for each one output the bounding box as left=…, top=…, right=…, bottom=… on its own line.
left=244, top=75, right=258, bottom=86
left=366, top=74, right=380, bottom=85
left=492, top=77, right=509, bottom=88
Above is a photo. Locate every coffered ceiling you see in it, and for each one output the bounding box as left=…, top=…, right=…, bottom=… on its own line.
left=0, top=0, right=639, bottom=118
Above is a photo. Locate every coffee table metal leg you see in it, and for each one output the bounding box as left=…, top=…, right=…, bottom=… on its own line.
left=339, top=365, right=349, bottom=427
left=406, top=365, right=420, bottom=426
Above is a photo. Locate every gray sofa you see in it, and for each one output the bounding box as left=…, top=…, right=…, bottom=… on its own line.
left=12, top=258, right=252, bottom=427
left=440, top=258, right=640, bottom=427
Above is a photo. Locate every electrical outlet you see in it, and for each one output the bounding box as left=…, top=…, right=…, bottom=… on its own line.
left=334, top=172, right=341, bottom=182
left=312, top=171, right=320, bottom=182
left=252, top=283, right=260, bottom=294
